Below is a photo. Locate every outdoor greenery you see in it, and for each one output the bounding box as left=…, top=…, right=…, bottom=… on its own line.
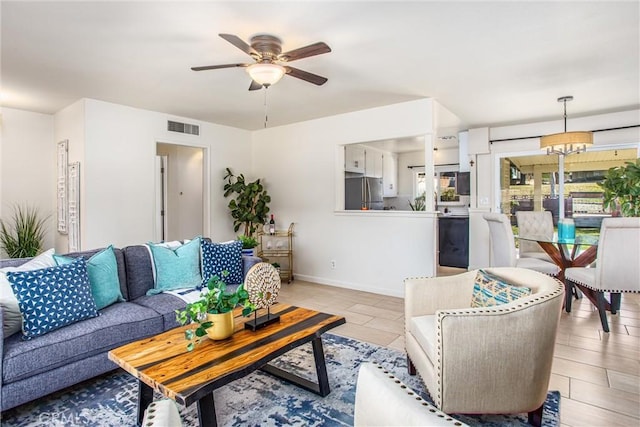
left=175, top=272, right=254, bottom=351
left=599, top=159, right=640, bottom=217
left=0, top=204, right=49, bottom=258
left=223, top=168, right=271, bottom=237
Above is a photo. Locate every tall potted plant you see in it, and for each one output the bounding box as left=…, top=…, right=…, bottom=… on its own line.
left=0, top=204, right=49, bottom=258
left=599, top=159, right=640, bottom=217
left=223, top=168, right=271, bottom=237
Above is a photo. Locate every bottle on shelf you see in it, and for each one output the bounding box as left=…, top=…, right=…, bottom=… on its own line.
left=269, top=214, right=276, bottom=235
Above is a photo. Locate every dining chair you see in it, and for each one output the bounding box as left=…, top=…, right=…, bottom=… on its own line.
left=483, top=213, right=560, bottom=276
left=515, top=211, right=554, bottom=261
left=564, top=217, right=640, bottom=332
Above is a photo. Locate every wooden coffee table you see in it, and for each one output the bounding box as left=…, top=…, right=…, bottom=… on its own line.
left=108, top=304, right=345, bottom=427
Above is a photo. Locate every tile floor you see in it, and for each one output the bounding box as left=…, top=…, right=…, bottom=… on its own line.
left=278, top=271, right=640, bottom=427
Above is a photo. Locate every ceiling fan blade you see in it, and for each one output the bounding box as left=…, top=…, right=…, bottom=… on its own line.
left=279, top=42, right=331, bottom=62
left=248, top=80, right=263, bottom=91
left=191, top=63, right=248, bottom=71
left=284, top=66, right=328, bottom=86
left=219, top=33, right=258, bottom=58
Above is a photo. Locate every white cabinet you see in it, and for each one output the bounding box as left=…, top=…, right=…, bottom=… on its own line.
left=345, top=145, right=365, bottom=173
left=383, top=152, right=398, bottom=197
left=365, top=149, right=383, bottom=178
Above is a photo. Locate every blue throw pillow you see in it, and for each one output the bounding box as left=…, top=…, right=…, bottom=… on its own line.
left=6, top=258, right=99, bottom=339
left=470, top=269, right=532, bottom=308
left=54, top=245, right=124, bottom=310
left=201, top=240, right=243, bottom=285
left=147, top=237, right=202, bottom=295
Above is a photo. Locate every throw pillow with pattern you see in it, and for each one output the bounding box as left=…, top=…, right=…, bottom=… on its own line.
left=6, top=258, right=99, bottom=339
left=0, top=248, right=56, bottom=337
left=470, top=269, right=532, bottom=308
left=201, top=240, right=243, bottom=286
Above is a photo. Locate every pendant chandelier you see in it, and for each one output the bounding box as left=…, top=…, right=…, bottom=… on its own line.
left=540, top=96, right=593, bottom=155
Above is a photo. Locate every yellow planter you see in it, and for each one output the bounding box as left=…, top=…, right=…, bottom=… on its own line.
left=205, top=312, right=235, bottom=340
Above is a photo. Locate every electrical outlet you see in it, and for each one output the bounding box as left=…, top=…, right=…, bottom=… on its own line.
left=330, top=260, right=336, bottom=270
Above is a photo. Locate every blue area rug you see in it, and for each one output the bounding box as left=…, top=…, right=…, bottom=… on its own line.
left=2, top=333, right=559, bottom=426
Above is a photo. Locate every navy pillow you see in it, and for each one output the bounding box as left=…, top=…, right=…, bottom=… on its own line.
left=201, top=240, right=243, bottom=285
left=6, top=258, right=99, bottom=339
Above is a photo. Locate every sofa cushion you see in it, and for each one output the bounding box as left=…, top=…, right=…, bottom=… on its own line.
left=0, top=248, right=56, bottom=337
left=55, top=245, right=124, bottom=310
left=201, top=240, right=243, bottom=286
left=7, top=258, right=99, bottom=339
left=409, top=315, right=437, bottom=365
left=123, top=245, right=156, bottom=300
left=132, top=293, right=187, bottom=331
left=2, top=301, right=163, bottom=384
left=147, top=237, right=202, bottom=295
left=470, top=269, right=532, bottom=308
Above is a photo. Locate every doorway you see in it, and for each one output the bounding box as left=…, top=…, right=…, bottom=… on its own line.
left=155, top=143, right=206, bottom=241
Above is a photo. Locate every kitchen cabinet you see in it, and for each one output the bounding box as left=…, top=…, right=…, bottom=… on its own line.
left=345, top=145, right=365, bottom=173
left=438, top=216, right=469, bottom=268
left=365, top=149, right=383, bottom=178
left=383, top=152, right=398, bottom=197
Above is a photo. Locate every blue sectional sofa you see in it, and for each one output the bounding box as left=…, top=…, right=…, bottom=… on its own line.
left=0, top=243, right=260, bottom=412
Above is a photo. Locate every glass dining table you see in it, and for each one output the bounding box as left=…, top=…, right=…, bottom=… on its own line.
left=516, top=233, right=605, bottom=311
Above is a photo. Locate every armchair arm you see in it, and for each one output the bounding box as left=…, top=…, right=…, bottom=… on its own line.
left=354, top=362, right=468, bottom=427
left=405, top=271, right=477, bottom=320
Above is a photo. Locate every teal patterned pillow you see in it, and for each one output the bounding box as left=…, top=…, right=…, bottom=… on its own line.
left=201, top=240, right=243, bottom=285
left=470, top=269, right=532, bottom=308
left=147, top=237, right=202, bottom=295
left=6, top=258, right=99, bottom=339
left=54, top=245, right=124, bottom=310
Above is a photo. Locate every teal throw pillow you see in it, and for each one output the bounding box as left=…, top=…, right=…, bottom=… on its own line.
left=147, top=237, right=202, bottom=295
left=201, top=240, right=243, bottom=286
left=470, top=269, right=532, bottom=308
left=6, top=258, right=99, bottom=339
left=54, top=245, right=124, bottom=310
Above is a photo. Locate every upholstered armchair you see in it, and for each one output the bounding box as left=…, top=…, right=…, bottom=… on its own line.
left=483, top=213, right=560, bottom=276
left=405, top=267, right=564, bottom=426
left=516, top=211, right=554, bottom=261
left=565, top=217, right=640, bottom=332
left=354, top=362, right=467, bottom=427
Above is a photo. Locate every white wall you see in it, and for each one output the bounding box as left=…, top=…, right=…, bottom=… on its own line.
left=54, top=99, right=252, bottom=250
left=252, top=99, right=438, bottom=297
left=0, top=108, right=56, bottom=254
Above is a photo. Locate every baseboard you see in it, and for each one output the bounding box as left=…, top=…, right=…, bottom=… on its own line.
left=292, top=273, right=404, bottom=298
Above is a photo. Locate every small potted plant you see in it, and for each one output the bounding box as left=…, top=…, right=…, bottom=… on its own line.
left=238, top=235, right=258, bottom=256
left=0, top=204, right=49, bottom=258
left=175, top=272, right=254, bottom=351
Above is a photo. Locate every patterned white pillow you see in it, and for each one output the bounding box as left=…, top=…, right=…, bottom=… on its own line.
left=0, top=249, right=56, bottom=337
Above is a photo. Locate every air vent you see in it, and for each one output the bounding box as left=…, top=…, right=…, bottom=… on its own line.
left=168, top=120, right=199, bottom=135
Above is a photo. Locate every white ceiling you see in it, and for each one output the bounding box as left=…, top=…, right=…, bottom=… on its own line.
left=2, top=1, right=639, bottom=131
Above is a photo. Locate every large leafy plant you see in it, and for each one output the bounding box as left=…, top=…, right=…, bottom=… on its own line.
left=0, top=204, right=49, bottom=258
left=175, top=273, right=253, bottom=351
left=599, top=159, right=640, bottom=217
left=223, top=168, right=271, bottom=237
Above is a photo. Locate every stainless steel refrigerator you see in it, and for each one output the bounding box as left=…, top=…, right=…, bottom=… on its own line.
left=345, top=176, right=384, bottom=210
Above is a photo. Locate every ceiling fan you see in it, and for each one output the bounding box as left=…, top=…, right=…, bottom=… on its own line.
left=191, top=33, right=331, bottom=90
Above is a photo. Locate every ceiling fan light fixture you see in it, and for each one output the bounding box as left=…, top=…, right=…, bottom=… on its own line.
left=246, top=63, right=285, bottom=87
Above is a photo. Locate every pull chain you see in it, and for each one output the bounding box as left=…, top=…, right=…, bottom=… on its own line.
left=263, top=86, right=269, bottom=128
